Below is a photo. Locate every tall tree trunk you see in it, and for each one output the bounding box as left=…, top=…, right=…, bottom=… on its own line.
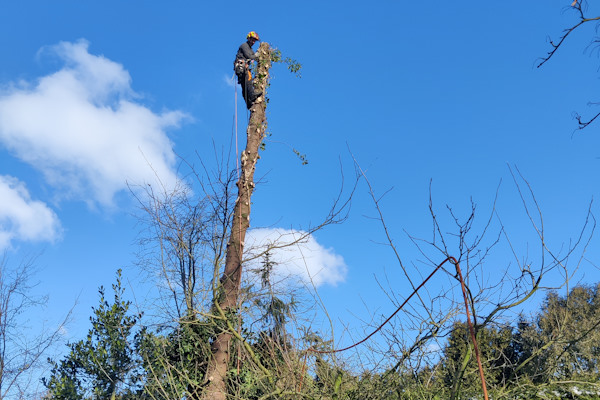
left=201, top=42, right=272, bottom=400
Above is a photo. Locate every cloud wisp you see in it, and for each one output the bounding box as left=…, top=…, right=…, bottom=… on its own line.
left=245, top=228, right=348, bottom=288
left=0, top=40, right=186, bottom=208
left=0, top=175, right=62, bottom=250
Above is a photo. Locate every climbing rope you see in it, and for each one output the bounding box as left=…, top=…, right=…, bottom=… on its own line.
left=304, top=257, right=489, bottom=400
left=233, top=74, right=240, bottom=179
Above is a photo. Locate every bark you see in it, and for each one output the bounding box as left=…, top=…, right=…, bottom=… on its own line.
left=201, top=42, right=272, bottom=400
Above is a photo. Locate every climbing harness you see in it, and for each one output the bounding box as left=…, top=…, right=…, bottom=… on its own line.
left=234, top=58, right=247, bottom=76
left=233, top=73, right=240, bottom=178
left=233, top=58, right=256, bottom=111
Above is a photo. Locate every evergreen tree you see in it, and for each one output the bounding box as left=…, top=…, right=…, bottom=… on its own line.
left=44, top=270, right=142, bottom=399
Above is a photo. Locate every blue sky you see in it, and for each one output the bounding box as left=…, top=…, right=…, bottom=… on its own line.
left=1, top=0, right=600, bottom=388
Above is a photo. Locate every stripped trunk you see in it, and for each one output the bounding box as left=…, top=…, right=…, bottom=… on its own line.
left=201, top=42, right=272, bottom=400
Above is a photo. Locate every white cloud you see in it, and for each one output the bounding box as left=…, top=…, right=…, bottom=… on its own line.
left=245, top=228, right=348, bottom=288
left=0, top=175, right=61, bottom=250
left=0, top=40, right=186, bottom=207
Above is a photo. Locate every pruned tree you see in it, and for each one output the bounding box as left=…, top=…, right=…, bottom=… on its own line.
left=201, top=40, right=273, bottom=400
left=127, top=39, right=357, bottom=399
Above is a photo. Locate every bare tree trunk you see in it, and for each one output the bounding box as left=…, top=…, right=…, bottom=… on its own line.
left=201, top=42, right=272, bottom=400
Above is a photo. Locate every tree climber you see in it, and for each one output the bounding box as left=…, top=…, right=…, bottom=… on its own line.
left=234, top=31, right=263, bottom=109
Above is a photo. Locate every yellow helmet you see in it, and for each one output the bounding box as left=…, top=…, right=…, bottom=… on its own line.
left=247, top=31, right=260, bottom=41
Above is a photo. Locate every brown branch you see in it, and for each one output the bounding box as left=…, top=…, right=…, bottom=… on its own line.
left=537, top=2, right=600, bottom=69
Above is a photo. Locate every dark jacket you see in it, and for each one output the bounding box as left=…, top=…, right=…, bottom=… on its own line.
left=236, top=41, right=257, bottom=61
